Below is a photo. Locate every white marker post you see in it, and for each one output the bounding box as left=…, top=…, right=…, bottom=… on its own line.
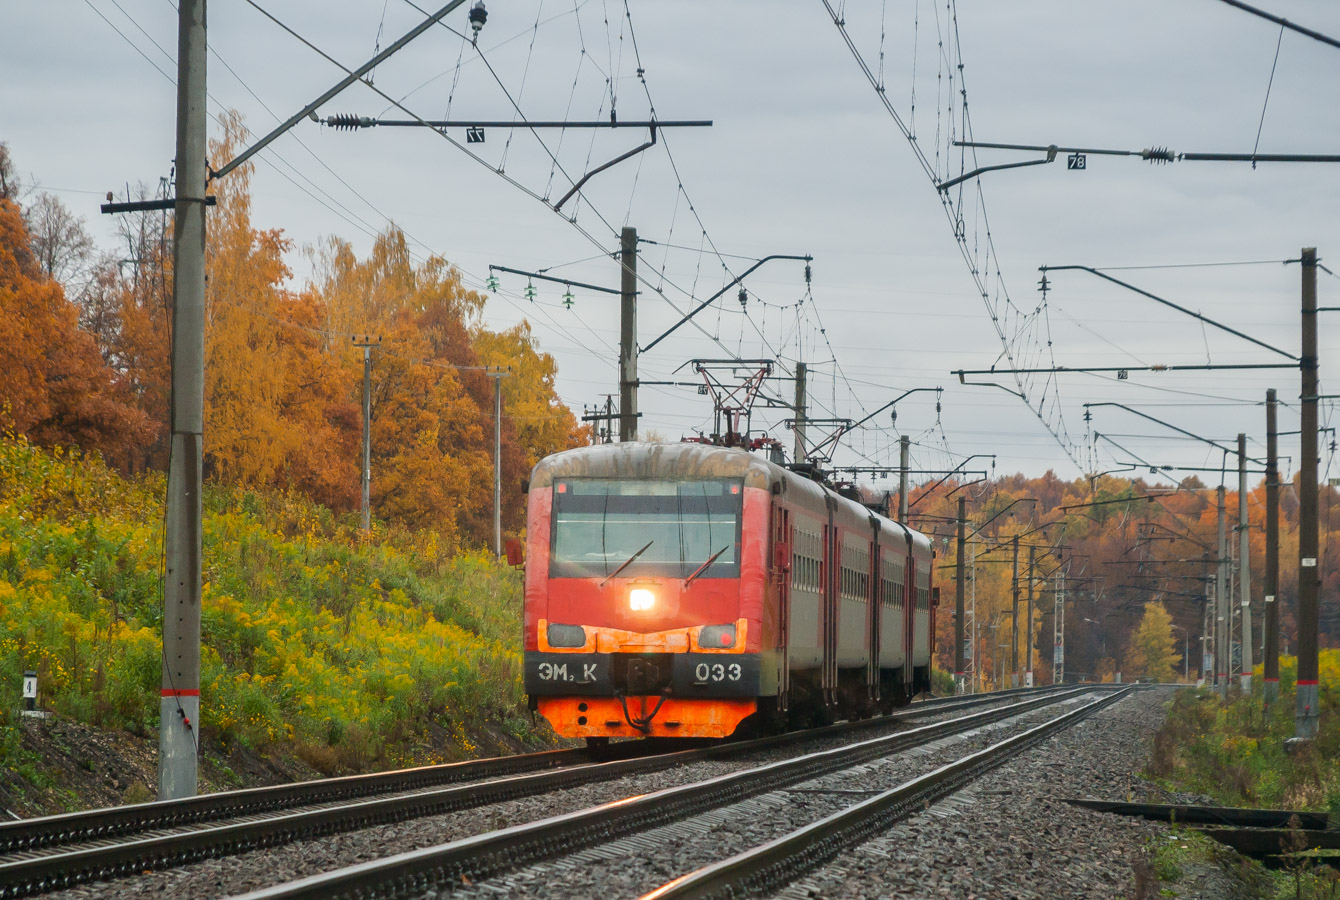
left=21, top=670, right=37, bottom=717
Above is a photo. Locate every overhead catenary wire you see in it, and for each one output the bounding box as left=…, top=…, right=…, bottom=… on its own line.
left=818, top=0, right=1079, bottom=469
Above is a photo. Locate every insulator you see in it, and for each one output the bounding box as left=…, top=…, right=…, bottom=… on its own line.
left=1142, top=146, right=1175, bottom=164
left=468, top=1, right=488, bottom=35
left=738, top=288, right=748, bottom=309
left=327, top=114, right=374, bottom=131
left=804, top=263, right=812, bottom=284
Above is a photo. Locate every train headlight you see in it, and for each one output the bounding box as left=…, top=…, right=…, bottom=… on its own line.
left=629, top=587, right=656, bottom=611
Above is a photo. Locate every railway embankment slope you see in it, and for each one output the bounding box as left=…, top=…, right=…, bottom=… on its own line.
left=0, top=433, right=554, bottom=816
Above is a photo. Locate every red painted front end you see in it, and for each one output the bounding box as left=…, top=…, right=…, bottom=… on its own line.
left=524, top=482, right=772, bottom=739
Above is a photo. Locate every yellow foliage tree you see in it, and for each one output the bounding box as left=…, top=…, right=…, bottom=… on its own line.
left=472, top=322, right=588, bottom=471
left=203, top=113, right=356, bottom=507
left=1123, top=601, right=1182, bottom=682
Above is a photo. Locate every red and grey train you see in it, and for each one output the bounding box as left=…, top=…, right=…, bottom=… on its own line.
left=523, top=441, right=936, bottom=741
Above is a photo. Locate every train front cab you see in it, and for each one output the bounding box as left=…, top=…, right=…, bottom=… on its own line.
left=523, top=447, right=772, bottom=740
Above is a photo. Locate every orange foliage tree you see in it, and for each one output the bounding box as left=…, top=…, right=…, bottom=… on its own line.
left=0, top=194, right=151, bottom=461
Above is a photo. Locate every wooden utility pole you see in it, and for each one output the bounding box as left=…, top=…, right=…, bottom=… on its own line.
left=1264, top=388, right=1280, bottom=706
left=1237, top=433, right=1252, bottom=691
left=1296, top=247, right=1320, bottom=740
left=618, top=227, right=638, bottom=442
left=160, top=0, right=207, bottom=801
left=954, top=497, right=966, bottom=693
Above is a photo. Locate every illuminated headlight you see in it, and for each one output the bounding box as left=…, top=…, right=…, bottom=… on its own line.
left=629, top=588, right=656, bottom=611
left=700, top=624, right=736, bottom=648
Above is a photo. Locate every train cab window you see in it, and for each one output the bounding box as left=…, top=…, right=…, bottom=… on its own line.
left=550, top=478, right=743, bottom=579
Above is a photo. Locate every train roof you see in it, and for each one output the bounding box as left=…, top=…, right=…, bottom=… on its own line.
left=531, top=442, right=931, bottom=551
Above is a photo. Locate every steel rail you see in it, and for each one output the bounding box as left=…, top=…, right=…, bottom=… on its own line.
left=641, top=688, right=1135, bottom=899
left=0, top=687, right=1072, bottom=897
left=228, top=688, right=1097, bottom=900
left=0, top=744, right=594, bottom=855
left=0, top=685, right=1046, bottom=859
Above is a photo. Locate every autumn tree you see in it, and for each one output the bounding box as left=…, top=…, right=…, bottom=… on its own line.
left=0, top=195, right=152, bottom=461
left=309, top=227, right=510, bottom=543
left=110, top=189, right=174, bottom=470
left=472, top=321, right=587, bottom=471
left=0, top=142, right=19, bottom=201
left=1123, top=601, right=1181, bottom=682
left=198, top=114, right=358, bottom=508
left=24, top=191, right=97, bottom=292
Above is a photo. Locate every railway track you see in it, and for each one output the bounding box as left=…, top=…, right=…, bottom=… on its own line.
left=640, top=687, right=1135, bottom=899
left=0, top=685, right=1073, bottom=898
left=0, top=685, right=1035, bottom=852
left=217, top=686, right=1105, bottom=899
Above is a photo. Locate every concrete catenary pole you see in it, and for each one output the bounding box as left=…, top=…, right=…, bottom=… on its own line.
left=1296, top=247, right=1320, bottom=740
left=160, top=0, right=207, bottom=801
left=1216, top=485, right=1229, bottom=700
left=353, top=336, right=379, bottom=532
left=793, top=362, right=807, bottom=463
left=1011, top=534, right=1020, bottom=688
left=618, top=227, right=638, bottom=442
left=1202, top=555, right=1214, bottom=684
left=954, top=497, right=966, bottom=694
left=1264, top=388, right=1281, bottom=706
left=490, top=370, right=504, bottom=557
left=898, top=436, right=910, bottom=521
left=1025, top=545, right=1035, bottom=687
left=1238, top=433, right=1253, bottom=691
left=1053, top=567, right=1065, bottom=684
left=970, top=542, right=978, bottom=692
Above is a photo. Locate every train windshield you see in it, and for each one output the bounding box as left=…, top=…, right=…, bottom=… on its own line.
left=550, top=478, right=743, bottom=579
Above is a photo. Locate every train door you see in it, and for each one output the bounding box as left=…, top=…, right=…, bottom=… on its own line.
left=866, top=521, right=880, bottom=703
left=903, top=539, right=915, bottom=698
left=822, top=498, right=839, bottom=707
left=773, top=503, right=791, bottom=711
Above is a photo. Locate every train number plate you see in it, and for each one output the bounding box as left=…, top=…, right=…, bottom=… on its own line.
left=536, top=661, right=600, bottom=684
left=693, top=661, right=743, bottom=684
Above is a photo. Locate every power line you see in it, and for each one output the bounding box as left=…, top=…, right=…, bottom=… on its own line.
left=818, top=0, right=1079, bottom=469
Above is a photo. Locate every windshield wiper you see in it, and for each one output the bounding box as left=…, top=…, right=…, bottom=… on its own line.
left=600, top=540, right=654, bottom=586
left=684, top=545, right=730, bottom=585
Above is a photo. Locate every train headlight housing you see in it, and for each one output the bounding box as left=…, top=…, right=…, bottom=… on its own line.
left=629, top=587, right=656, bottom=611
left=546, top=623, right=586, bottom=648
left=700, top=624, right=736, bottom=649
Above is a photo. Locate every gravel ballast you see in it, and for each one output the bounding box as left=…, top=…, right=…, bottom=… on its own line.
left=775, top=687, right=1176, bottom=900
left=46, top=691, right=1062, bottom=899
left=433, top=692, right=1103, bottom=899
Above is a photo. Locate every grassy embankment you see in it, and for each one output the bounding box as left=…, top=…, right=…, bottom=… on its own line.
left=1146, top=652, right=1340, bottom=898
left=0, top=432, right=544, bottom=802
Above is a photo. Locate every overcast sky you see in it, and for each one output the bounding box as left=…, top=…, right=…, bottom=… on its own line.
left=6, top=0, right=1340, bottom=491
